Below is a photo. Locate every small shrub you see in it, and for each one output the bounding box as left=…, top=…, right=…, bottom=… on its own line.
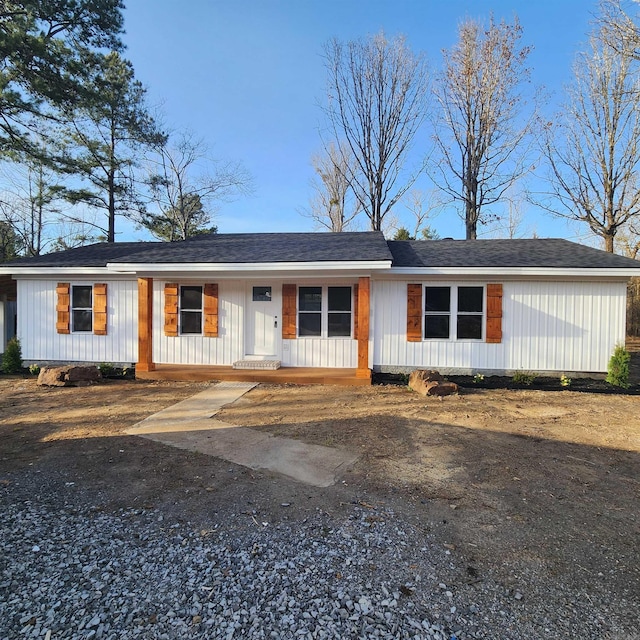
left=1, top=337, right=23, bottom=374
left=473, top=373, right=485, bottom=384
left=28, top=363, right=40, bottom=376
left=606, top=344, right=631, bottom=389
left=512, top=370, right=536, bottom=386
left=98, top=362, right=115, bottom=377
left=560, top=374, right=571, bottom=387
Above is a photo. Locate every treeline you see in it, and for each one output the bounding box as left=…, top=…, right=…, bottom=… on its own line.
left=0, top=0, right=251, bottom=259
left=305, top=0, right=640, bottom=255
left=3, top=1, right=640, bottom=258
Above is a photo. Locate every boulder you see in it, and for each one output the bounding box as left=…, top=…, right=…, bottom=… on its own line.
left=37, top=365, right=101, bottom=387
left=408, top=369, right=458, bottom=397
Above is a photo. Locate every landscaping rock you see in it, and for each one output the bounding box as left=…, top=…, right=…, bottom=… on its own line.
left=37, top=365, right=101, bottom=387
left=409, top=370, right=458, bottom=396
left=425, top=381, right=459, bottom=396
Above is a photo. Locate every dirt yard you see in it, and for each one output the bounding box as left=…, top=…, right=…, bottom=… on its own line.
left=1, top=376, right=639, bottom=635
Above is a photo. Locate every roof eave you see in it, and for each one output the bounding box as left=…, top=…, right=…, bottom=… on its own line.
left=389, top=266, right=640, bottom=277
left=0, top=266, right=126, bottom=276
left=107, top=260, right=393, bottom=273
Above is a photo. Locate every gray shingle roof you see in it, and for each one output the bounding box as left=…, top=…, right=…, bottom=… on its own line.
left=2, top=233, right=391, bottom=267
left=111, top=232, right=392, bottom=264
left=3, top=234, right=639, bottom=270
left=2, top=242, right=161, bottom=267
left=387, top=238, right=640, bottom=269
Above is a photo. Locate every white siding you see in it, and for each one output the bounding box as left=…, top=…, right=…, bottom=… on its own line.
left=373, top=279, right=627, bottom=374
left=284, top=338, right=357, bottom=368
left=155, top=278, right=358, bottom=368
left=17, top=278, right=138, bottom=364
left=154, top=279, right=244, bottom=365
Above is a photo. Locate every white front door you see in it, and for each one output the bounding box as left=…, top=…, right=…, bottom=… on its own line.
left=246, top=285, right=279, bottom=357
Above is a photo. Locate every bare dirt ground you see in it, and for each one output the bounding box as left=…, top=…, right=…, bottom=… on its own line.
left=1, top=376, right=639, bottom=635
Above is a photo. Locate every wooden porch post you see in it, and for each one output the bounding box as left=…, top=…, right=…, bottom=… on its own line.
left=356, top=276, right=371, bottom=379
left=136, top=277, right=155, bottom=373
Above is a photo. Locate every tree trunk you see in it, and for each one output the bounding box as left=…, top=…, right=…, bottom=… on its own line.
left=107, top=168, right=116, bottom=243
left=604, top=232, right=615, bottom=253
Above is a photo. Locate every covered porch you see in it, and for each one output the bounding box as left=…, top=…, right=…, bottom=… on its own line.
left=134, top=363, right=372, bottom=386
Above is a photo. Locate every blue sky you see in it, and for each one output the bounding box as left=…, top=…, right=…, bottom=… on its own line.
left=122, top=0, right=597, bottom=242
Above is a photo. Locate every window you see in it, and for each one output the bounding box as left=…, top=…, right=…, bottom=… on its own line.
left=297, top=286, right=353, bottom=338
left=328, top=286, right=352, bottom=337
left=457, top=286, right=483, bottom=339
left=72, top=285, right=92, bottom=332
left=424, top=286, right=450, bottom=339
left=253, top=286, right=272, bottom=302
left=298, top=286, right=322, bottom=336
left=180, top=285, right=203, bottom=334
left=423, top=285, right=483, bottom=340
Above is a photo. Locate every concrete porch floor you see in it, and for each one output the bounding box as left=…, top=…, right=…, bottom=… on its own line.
left=135, top=364, right=372, bottom=386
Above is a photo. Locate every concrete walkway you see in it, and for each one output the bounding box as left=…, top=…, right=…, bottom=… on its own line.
left=125, top=382, right=358, bottom=487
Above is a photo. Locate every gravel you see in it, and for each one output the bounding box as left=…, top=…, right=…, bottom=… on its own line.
left=0, top=473, right=636, bottom=640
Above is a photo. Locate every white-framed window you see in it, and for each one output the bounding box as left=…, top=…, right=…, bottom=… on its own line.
left=71, top=285, right=93, bottom=332
left=180, top=285, right=203, bottom=335
left=298, top=285, right=353, bottom=338
left=424, top=285, right=484, bottom=340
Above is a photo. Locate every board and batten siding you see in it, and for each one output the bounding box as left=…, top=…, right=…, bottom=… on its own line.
left=154, top=279, right=245, bottom=365
left=373, top=280, right=627, bottom=374
left=154, top=279, right=358, bottom=368
left=284, top=338, right=357, bottom=368
left=16, top=278, right=138, bottom=363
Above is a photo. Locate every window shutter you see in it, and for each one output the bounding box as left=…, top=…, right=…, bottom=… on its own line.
left=407, top=284, right=423, bottom=342
left=353, top=283, right=359, bottom=340
left=203, top=283, right=219, bottom=337
left=56, top=282, right=71, bottom=334
left=486, top=283, right=503, bottom=343
left=93, top=283, right=108, bottom=335
left=164, top=283, right=179, bottom=337
left=282, top=284, right=297, bottom=339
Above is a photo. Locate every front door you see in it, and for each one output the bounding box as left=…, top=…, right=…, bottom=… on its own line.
left=246, top=285, right=279, bottom=357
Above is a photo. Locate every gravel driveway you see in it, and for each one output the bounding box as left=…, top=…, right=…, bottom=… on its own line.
left=1, top=469, right=635, bottom=640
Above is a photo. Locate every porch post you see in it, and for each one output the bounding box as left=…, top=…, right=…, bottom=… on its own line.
left=136, top=277, right=155, bottom=373
left=356, top=276, right=371, bottom=379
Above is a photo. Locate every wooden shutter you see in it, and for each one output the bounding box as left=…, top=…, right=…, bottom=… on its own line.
left=164, top=283, right=179, bottom=337
left=407, top=284, right=423, bottom=342
left=93, top=283, right=108, bottom=335
left=486, top=283, right=503, bottom=343
left=203, top=283, right=219, bottom=337
left=56, top=282, right=70, bottom=334
left=282, top=284, right=297, bottom=339
left=352, top=284, right=359, bottom=340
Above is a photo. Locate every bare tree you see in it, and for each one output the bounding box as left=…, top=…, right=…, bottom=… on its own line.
left=599, top=0, right=640, bottom=58
left=385, top=189, right=442, bottom=239
left=432, top=16, right=535, bottom=239
left=539, top=23, right=640, bottom=253
left=142, top=131, right=253, bottom=241
left=300, top=142, right=361, bottom=232
left=323, top=31, right=429, bottom=231
left=0, top=155, right=62, bottom=255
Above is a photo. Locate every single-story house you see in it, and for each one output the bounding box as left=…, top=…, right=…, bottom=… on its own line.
left=1, top=231, right=639, bottom=384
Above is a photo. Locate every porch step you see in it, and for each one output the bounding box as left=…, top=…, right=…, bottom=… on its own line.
left=232, top=359, right=281, bottom=370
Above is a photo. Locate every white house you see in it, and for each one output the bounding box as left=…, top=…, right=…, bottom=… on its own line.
left=2, top=232, right=638, bottom=384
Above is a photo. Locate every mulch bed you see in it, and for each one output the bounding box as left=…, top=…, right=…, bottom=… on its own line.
left=373, top=372, right=640, bottom=394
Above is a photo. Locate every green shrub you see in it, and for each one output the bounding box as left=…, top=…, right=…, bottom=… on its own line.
left=512, top=370, right=536, bottom=385
left=1, top=337, right=23, bottom=374
left=98, top=362, right=115, bottom=377
left=606, top=344, right=631, bottom=389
